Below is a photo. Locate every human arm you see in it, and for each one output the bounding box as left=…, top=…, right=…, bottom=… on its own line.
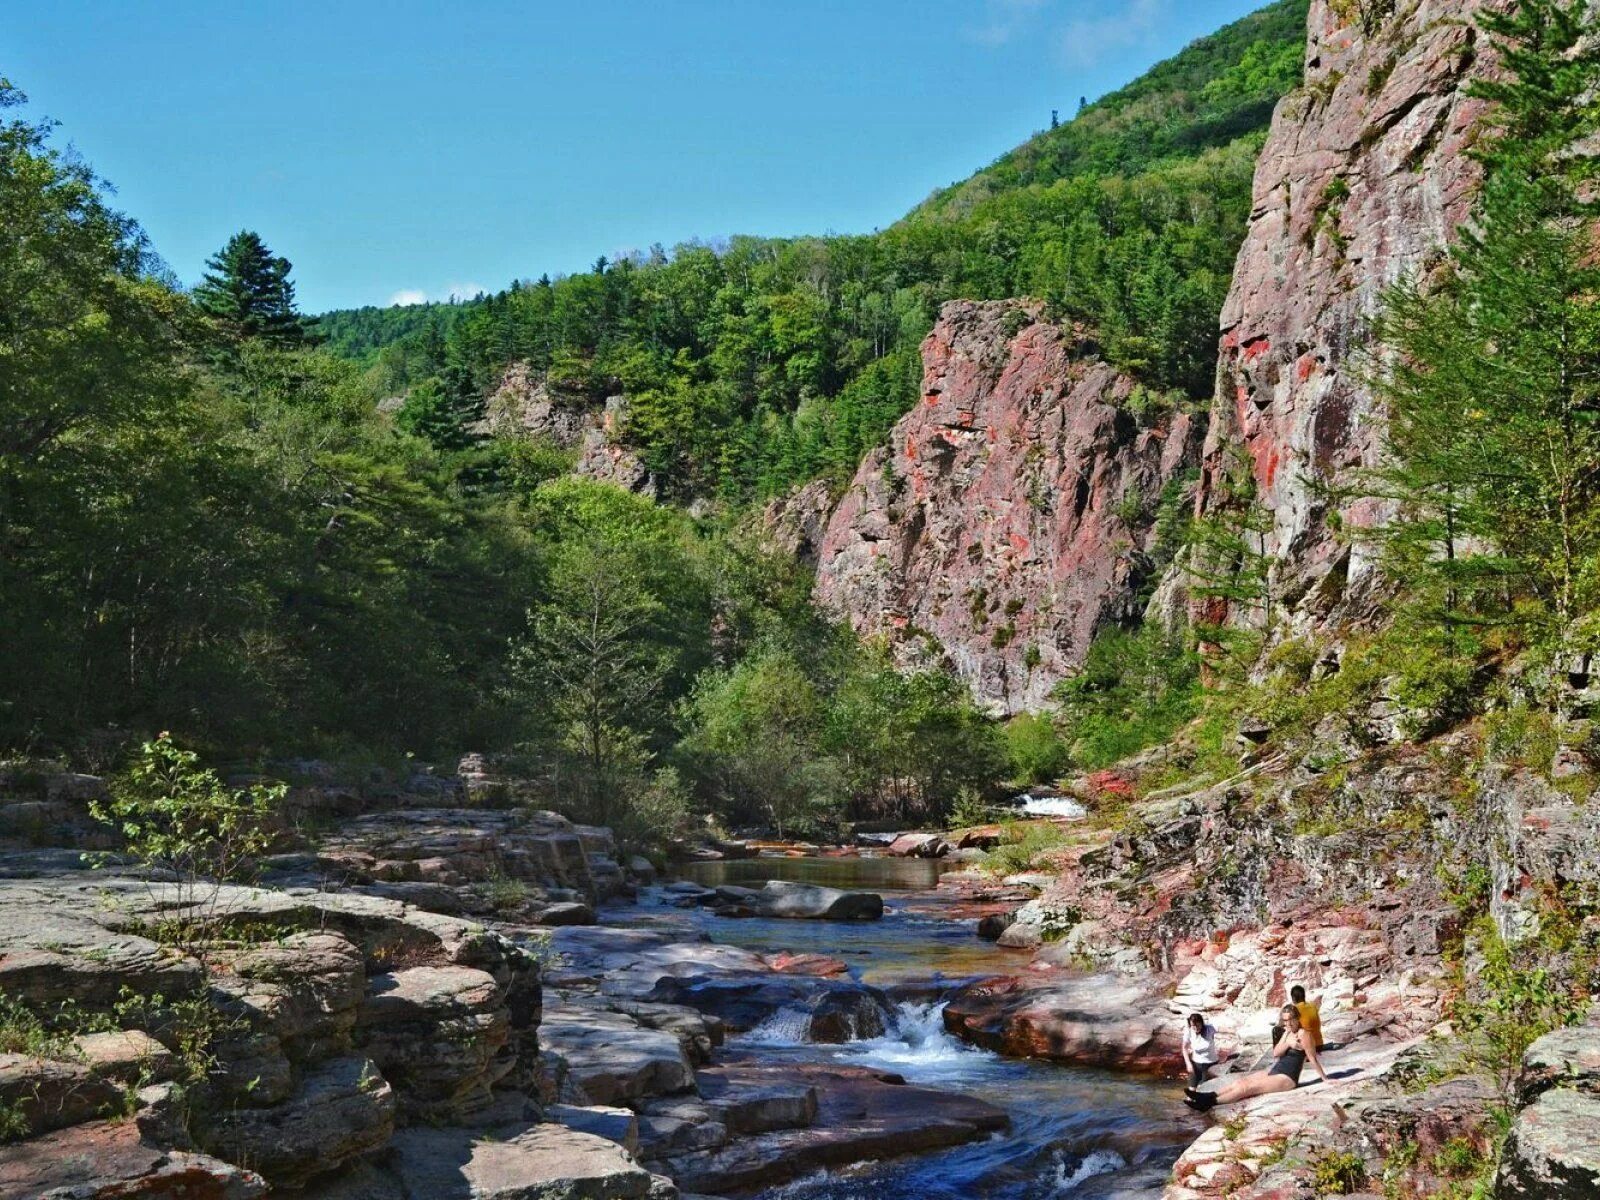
left=1301, top=1028, right=1329, bottom=1082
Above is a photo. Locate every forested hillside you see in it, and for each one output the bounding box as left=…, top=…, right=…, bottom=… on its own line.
left=0, top=0, right=1318, bottom=841
left=319, top=0, right=1307, bottom=502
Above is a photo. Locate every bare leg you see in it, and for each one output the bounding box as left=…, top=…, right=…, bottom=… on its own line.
left=1212, top=1071, right=1297, bottom=1105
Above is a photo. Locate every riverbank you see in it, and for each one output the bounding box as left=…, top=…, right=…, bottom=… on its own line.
left=2, top=751, right=1594, bottom=1198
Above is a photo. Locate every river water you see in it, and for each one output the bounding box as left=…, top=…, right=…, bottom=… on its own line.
left=640, top=856, right=1202, bottom=1199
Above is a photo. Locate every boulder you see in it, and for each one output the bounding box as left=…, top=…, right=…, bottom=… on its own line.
left=538, top=1001, right=695, bottom=1105
left=764, top=951, right=850, bottom=976
left=548, top=1104, right=641, bottom=1155
left=637, top=1098, right=730, bottom=1159
left=356, top=964, right=512, bottom=1121
left=1518, top=1023, right=1600, bottom=1106
left=197, top=1056, right=396, bottom=1189
left=886, top=833, right=948, bottom=858
left=72, top=1029, right=178, bottom=1085
left=0, top=1053, right=122, bottom=1137
left=215, top=930, right=367, bottom=1062
left=643, top=973, right=895, bottom=1040
left=1497, top=1088, right=1600, bottom=1199
left=750, top=880, right=882, bottom=921
left=976, top=910, right=1018, bottom=941
left=695, top=1067, right=818, bottom=1134
left=536, top=901, right=598, bottom=927
left=0, top=1118, right=266, bottom=1199
left=942, top=974, right=1180, bottom=1073
left=807, top=985, right=892, bottom=1043
left=647, top=1063, right=1006, bottom=1194
left=382, top=1122, right=661, bottom=1200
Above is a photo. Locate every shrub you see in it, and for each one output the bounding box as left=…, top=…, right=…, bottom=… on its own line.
left=89, top=733, right=284, bottom=935
left=1053, top=623, right=1200, bottom=769
left=982, top=821, right=1068, bottom=875
left=1309, top=1148, right=1367, bottom=1195
left=1453, top=921, right=1583, bottom=1099
left=1005, top=713, right=1069, bottom=786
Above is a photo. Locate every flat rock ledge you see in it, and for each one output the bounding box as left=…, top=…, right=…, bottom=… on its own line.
left=304, top=1122, right=672, bottom=1200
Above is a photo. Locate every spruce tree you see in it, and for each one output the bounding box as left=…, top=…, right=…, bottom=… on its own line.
left=194, top=230, right=306, bottom=347
left=1364, top=0, right=1600, bottom=662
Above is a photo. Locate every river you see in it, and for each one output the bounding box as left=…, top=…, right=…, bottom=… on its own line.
left=621, top=855, right=1202, bottom=1199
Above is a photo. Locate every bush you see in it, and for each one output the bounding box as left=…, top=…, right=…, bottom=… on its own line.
left=982, top=821, right=1069, bottom=875
left=1005, top=713, right=1069, bottom=786
left=1308, top=1148, right=1367, bottom=1195
left=1453, top=922, right=1583, bottom=1099
left=1053, top=624, right=1200, bottom=768
left=89, top=734, right=284, bottom=933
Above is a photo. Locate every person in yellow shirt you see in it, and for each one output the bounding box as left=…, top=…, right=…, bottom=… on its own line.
left=1290, top=985, right=1323, bottom=1049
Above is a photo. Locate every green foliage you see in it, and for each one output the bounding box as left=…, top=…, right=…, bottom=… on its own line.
left=680, top=646, right=839, bottom=838
left=1053, top=623, right=1201, bottom=769
left=1483, top=703, right=1563, bottom=775
left=194, top=229, right=307, bottom=347
left=89, top=733, right=282, bottom=892
left=680, top=638, right=1006, bottom=832
left=823, top=649, right=1007, bottom=824
left=1330, top=0, right=1395, bottom=37
left=1308, top=1148, right=1368, bottom=1195
left=981, top=821, right=1069, bottom=876
left=1005, top=713, right=1070, bottom=786
left=1356, top=0, right=1600, bottom=686
left=0, top=994, right=78, bottom=1059
left=1453, top=920, right=1584, bottom=1099
left=316, top=3, right=1308, bottom=502
left=396, top=367, right=482, bottom=450
left=0, top=984, right=235, bottom=1142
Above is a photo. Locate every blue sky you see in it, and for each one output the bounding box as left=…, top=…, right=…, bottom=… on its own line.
left=10, top=1, right=1274, bottom=313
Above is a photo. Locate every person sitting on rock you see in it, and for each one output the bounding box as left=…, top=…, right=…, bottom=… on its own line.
left=1184, top=1005, right=1328, bottom=1111
left=1290, top=985, right=1324, bottom=1049
left=1180, top=1012, right=1219, bottom=1088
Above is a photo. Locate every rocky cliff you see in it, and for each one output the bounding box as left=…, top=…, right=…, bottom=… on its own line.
left=481, top=363, right=657, bottom=497
left=1195, top=0, right=1490, bottom=633
left=814, top=300, right=1204, bottom=713
left=807, top=1, right=1497, bottom=697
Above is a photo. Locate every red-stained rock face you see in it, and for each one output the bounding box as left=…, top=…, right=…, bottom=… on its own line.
left=814, top=300, right=1204, bottom=713
left=1197, top=0, right=1490, bottom=628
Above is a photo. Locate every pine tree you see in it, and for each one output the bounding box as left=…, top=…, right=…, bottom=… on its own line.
left=1362, top=0, right=1600, bottom=662
left=396, top=367, right=480, bottom=451
left=193, top=230, right=306, bottom=347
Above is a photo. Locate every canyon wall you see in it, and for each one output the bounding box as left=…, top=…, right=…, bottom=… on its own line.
left=814, top=301, right=1203, bottom=713
left=1196, top=0, right=1489, bottom=632
left=812, top=0, right=1495, bottom=706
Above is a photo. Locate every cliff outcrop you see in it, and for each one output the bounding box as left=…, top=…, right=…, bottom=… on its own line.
left=814, top=300, right=1204, bottom=713
left=480, top=363, right=657, bottom=497
left=1195, top=0, right=1490, bottom=632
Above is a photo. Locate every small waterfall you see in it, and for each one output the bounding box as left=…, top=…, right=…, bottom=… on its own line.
left=1019, top=793, right=1087, bottom=819
left=1050, top=1148, right=1126, bottom=1193
left=839, top=1001, right=996, bottom=1078
left=739, top=1006, right=815, bottom=1045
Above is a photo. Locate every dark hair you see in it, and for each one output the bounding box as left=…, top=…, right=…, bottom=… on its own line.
left=1290, top=985, right=1306, bottom=1002
left=1188, top=1012, right=1206, bottom=1032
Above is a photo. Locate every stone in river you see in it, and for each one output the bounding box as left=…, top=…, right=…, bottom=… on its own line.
left=886, top=832, right=948, bottom=858
left=752, top=880, right=883, bottom=920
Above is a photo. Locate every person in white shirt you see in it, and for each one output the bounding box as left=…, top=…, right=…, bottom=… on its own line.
left=1181, top=1012, right=1219, bottom=1087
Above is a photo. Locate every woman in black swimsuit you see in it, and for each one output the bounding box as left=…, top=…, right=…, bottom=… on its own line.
left=1184, top=1005, right=1328, bottom=1111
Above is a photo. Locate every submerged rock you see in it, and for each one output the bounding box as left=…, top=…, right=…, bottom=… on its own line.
left=693, top=880, right=883, bottom=920
left=646, top=1062, right=1007, bottom=1194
